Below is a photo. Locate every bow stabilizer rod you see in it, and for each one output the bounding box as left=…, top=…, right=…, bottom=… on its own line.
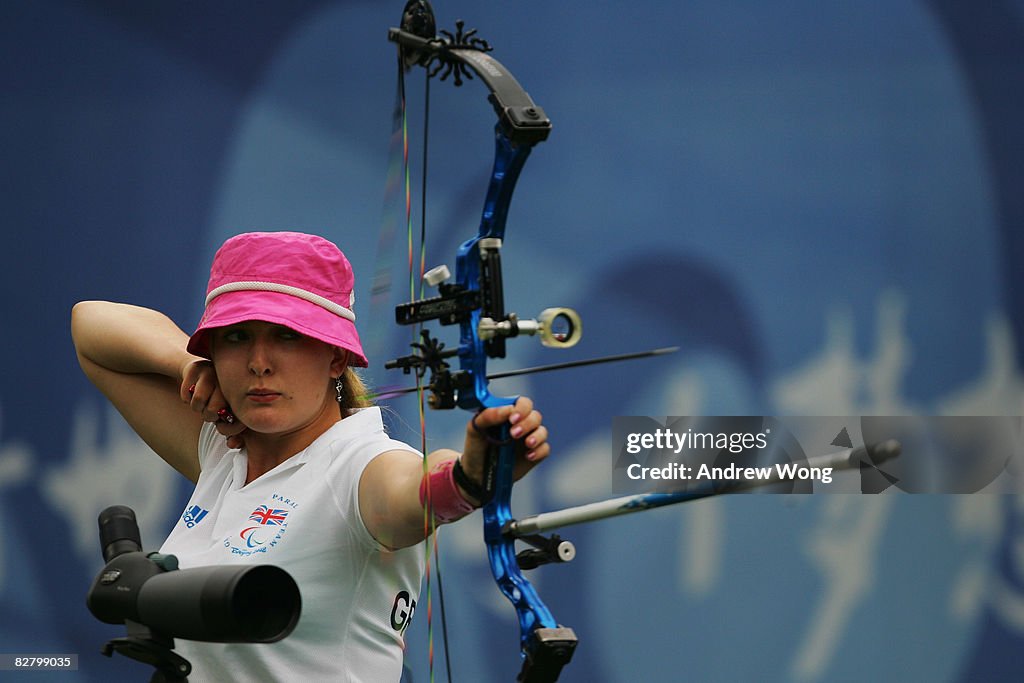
left=507, top=440, right=903, bottom=536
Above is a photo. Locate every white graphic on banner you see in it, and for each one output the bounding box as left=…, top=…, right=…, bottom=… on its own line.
left=0, top=405, right=33, bottom=593
left=44, top=402, right=178, bottom=563
left=791, top=495, right=894, bottom=681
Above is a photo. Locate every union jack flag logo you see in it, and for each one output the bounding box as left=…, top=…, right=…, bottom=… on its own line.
left=249, top=505, right=289, bottom=526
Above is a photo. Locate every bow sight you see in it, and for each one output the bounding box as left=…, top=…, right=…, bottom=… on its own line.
left=386, top=258, right=582, bottom=410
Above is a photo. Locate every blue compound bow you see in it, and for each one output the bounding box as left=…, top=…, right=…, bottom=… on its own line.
left=386, top=2, right=581, bottom=680
left=382, top=5, right=901, bottom=681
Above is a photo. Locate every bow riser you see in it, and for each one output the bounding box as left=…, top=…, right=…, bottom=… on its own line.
left=455, top=129, right=534, bottom=408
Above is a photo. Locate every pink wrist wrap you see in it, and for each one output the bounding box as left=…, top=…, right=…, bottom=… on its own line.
left=419, top=459, right=477, bottom=523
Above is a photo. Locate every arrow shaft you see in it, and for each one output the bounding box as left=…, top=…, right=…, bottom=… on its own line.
left=372, top=346, right=679, bottom=400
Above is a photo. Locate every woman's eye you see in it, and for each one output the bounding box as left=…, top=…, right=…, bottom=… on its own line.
left=222, top=329, right=249, bottom=343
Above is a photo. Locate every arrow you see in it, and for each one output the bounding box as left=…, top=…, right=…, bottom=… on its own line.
left=372, top=346, right=679, bottom=401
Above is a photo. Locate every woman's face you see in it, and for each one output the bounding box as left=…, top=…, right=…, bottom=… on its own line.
left=210, top=321, right=347, bottom=436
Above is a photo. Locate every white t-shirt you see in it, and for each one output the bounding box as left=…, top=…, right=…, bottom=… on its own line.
left=160, top=408, right=425, bottom=683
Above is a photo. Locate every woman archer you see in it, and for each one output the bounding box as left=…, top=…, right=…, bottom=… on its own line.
left=72, top=230, right=549, bottom=682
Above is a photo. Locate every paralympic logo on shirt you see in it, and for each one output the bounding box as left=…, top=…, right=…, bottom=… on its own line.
left=224, top=503, right=291, bottom=555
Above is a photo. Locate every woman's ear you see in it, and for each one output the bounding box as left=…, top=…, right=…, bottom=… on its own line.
left=330, top=347, right=350, bottom=376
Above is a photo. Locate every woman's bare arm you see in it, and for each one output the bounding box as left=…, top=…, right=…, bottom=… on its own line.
left=71, top=301, right=209, bottom=481
left=358, top=398, right=550, bottom=550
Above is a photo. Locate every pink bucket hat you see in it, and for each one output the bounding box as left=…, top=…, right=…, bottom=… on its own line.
left=187, top=231, right=368, bottom=367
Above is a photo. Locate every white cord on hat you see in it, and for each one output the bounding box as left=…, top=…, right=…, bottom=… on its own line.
left=205, top=281, right=356, bottom=321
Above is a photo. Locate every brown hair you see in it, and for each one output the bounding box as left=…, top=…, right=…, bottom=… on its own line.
left=338, top=367, right=373, bottom=412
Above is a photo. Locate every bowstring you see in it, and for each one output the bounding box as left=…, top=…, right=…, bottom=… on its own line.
left=402, top=56, right=454, bottom=683
left=422, top=72, right=455, bottom=683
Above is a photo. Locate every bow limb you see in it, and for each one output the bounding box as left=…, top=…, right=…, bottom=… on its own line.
left=481, top=434, right=578, bottom=682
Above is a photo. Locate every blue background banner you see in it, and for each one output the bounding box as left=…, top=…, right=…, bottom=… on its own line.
left=3, top=1, right=1023, bottom=681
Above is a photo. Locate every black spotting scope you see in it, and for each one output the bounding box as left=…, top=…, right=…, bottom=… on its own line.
left=86, top=505, right=301, bottom=681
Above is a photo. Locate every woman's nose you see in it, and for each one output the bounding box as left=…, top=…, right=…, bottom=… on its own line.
left=248, top=339, right=272, bottom=375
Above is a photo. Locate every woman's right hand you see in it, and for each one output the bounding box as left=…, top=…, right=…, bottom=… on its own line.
left=180, top=359, right=247, bottom=448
